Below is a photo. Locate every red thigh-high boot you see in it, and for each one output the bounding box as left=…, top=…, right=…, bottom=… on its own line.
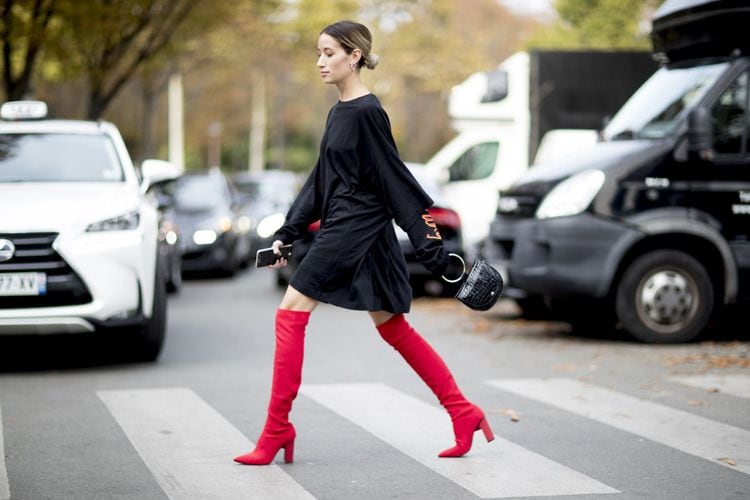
left=234, top=308, right=310, bottom=465
left=377, top=314, right=494, bottom=457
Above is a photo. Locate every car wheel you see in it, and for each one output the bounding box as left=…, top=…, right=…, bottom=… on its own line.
left=276, top=271, right=288, bottom=289
left=546, top=296, right=616, bottom=334
left=166, top=256, right=182, bottom=293
left=514, top=296, right=552, bottom=320
left=616, top=250, right=713, bottom=343
left=133, top=265, right=168, bottom=361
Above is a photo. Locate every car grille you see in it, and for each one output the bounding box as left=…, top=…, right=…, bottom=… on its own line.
left=0, top=233, right=93, bottom=309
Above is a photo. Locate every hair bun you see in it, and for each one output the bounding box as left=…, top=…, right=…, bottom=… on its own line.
left=365, top=53, right=380, bottom=70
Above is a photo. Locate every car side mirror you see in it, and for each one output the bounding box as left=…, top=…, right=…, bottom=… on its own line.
left=141, top=159, right=182, bottom=193
left=686, top=106, right=714, bottom=162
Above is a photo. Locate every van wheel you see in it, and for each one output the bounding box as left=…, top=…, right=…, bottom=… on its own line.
left=133, top=265, right=168, bottom=361
left=616, top=250, right=713, bottom=343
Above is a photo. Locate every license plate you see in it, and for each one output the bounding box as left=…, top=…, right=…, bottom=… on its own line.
left=0, top=272, right=47, bottom=296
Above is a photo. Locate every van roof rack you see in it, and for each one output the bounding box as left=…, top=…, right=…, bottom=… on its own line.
left=652, top=0, right=750, bottom=64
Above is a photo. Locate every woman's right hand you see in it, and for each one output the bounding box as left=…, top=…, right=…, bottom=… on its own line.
left=268, top=239, right=288, bottom=269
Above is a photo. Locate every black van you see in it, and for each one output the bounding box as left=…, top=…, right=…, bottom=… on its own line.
left=483, top=0, right=750, bottom=342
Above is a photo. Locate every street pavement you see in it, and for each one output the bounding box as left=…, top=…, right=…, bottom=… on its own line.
left=0, top=269, right=749, bottom=499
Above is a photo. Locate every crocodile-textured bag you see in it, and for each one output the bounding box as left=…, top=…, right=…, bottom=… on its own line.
left=443, top=254, right=503, bottom=311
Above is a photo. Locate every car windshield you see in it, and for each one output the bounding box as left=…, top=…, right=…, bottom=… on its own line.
left=171, top=175, right=228, bottom=211
left=236, top=179, right=296, bottom=207
left=0, top=133, right=124, bottom=182
left=603, top=62, right=729, bottom=141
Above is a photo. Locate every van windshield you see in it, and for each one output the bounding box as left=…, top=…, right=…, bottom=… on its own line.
left=0, top=133, right=124, bottom=182
left=603, top=62, right=729, bottom=141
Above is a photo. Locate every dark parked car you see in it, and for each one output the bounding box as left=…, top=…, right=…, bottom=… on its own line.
left=277, top=165, right=465, bottom=296
left=233, top=170, right=301, bottom=257
left=149, top=180, right=184, bottom=293
left=167, top=170, right=252, bottom=275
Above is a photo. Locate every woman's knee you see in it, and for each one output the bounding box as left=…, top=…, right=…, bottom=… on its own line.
left=280, top=286, right=318, bottom=312
left=369, top=310, right=395, bottom=327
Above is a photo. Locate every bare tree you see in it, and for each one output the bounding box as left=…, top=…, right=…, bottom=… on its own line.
left=56, top=0, right=200, bottom=119
left=0, top=0, right=56, bottom=101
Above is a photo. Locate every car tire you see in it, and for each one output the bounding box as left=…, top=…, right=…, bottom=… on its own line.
left=616, top=250, right=713, bottom=343
left=166, top=257, right=182, bottom=293
left=546, top=296, right=616, bottom=334
left=276, top=271, right=288, bottom=289
left=133, top=265, right=168, bottom=361
left=515, top=296, right=552, bottom=320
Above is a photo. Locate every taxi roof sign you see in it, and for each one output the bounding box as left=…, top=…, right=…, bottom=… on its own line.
left=1, top=100, right=48, bottom=120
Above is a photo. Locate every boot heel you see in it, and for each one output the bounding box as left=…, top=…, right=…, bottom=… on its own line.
left=478, top=418, right=495, bottom=443
left=283, top=440, right=295, bottom=463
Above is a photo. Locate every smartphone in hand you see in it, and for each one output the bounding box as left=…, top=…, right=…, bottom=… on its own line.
left=255, top=244, right=292, bottom=268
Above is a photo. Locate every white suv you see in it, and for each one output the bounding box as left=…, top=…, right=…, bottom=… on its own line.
left=0, top=101, right=178, bottom=360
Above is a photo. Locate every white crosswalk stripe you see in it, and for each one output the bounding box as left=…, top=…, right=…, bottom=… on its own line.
left=300, top=382, right=619, bottom=498
left=670, top=374, right=750, bottom=399
left=0, top=402, right=10, bottom=500
left=97, top=388, right=315, bottom=500
left=488, top=378, right=750, bottom=476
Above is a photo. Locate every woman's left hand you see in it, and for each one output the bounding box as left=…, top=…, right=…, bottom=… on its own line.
left=268, top=239, right=288, bottom=269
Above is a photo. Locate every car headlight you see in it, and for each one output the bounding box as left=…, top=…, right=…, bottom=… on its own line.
left=193, top=230, right=217, bottom=245
left=256, top=213, right=285, bottom=239
left=86, top=210, right=140, bottom=231
left=535, top=169, right=605, bottom=219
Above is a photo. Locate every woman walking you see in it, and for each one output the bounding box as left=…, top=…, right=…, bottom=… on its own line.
left=234, top=20, right=494, bottom=466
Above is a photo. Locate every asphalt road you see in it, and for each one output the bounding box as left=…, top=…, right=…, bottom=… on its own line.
left=0, top=268, right=749, bottom=499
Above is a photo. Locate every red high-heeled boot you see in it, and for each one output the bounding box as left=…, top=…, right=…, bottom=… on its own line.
left=377, top=314, right=494, bottom=458
left=234, top=308, right=310, bottom=465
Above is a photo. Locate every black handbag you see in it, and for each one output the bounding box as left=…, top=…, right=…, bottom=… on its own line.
left=442, top=254, right=503, bottom=311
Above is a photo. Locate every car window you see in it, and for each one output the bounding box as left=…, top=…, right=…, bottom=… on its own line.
left=712, top=70, right=748, bottom=156
left=170, top=175, right=229, bottom=211
left=0, top=133, right=123, bottom=182
left=448, top=142, right=499, bottom=181
left=236, top=179, right=296, bottom=206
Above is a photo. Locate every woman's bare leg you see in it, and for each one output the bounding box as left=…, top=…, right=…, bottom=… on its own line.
left=281, top=285, right=319, bottom=312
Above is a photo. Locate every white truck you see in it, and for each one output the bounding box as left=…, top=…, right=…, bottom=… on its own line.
left=423, top=50, right=657, bottom=256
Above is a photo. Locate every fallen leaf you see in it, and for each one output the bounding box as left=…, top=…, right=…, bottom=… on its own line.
left=706, top=387, right=720, bottom=393
left=718, top=457, right=737, bottom=466
left=688, top=400, right=706, bottom=407
left=472, top=319, right=491, bottom=333
left=510, top=414, right=520, bottom=422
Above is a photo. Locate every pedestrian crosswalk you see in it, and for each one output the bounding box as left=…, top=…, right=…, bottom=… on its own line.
left=301, top=383, right=617, bottom=498
left=487, top=378, right=750, bottom=476
left=670, top=374, right=750, bottom=399
left=98, top=388, right=315, bottom=500
left=2, top=375, right=749, bottom=498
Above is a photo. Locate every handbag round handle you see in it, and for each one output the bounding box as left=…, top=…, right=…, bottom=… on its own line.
left=441, top=253, right=466, bottom=283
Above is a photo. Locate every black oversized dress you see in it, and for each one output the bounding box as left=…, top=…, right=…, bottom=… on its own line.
left=274, top=94, right=448, bottom=313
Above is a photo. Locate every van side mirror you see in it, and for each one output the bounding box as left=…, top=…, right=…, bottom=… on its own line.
left=687, top=106, right=714, bottom=161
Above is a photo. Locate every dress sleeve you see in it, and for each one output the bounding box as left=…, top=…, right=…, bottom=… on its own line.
left=273, top=160, right=322, bottom=244
left=359, top=104, right=434, bottom=229
left=360, top=104, right=448, bottom=275
left=402, top=210, right=450, bottom=275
